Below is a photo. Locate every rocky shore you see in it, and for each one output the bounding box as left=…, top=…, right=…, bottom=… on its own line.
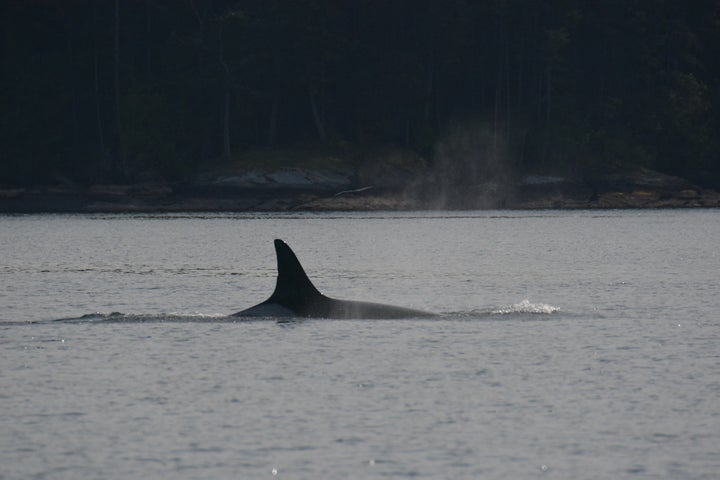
left=1, top=167, right=718, bottom=213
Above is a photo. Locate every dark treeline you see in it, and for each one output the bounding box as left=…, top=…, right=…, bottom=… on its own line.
left=2, top=0, right=719, bottom=187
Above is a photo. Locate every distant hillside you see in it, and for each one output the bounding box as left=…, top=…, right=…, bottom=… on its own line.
left=2, top=1, right=720, bottom=189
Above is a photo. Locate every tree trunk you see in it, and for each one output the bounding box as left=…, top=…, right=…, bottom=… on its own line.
left=218, top=28, right=232, bottom=159
left=223, top=87, right=231, bottom=159
left=267, top=94, right=279, bottom=146
left=145, top=0, right=152, bottom=79
left=543, top=64, right=552, bottom=164
left=114, top=0, right=125, bottom=177
left=506, top=42, right=511, bottom=148
left=424, top=51, right=434, bottom=123
left=67, top=33, right=79, bottom=163
left=494, top=63, right=501, bottom=163
left=93, top=49, right=105, bottom=163
left=310, top=88, right=328, bottom=144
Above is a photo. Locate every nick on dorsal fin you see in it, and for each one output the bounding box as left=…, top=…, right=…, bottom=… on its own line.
left=233, top=239, right=435, bottom=319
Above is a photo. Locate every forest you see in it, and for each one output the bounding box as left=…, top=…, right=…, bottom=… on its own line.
left=2, top=0, right=719, bottom=188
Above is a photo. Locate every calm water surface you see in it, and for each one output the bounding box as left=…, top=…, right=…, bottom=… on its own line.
left=1, top=210, right=719, bottom=479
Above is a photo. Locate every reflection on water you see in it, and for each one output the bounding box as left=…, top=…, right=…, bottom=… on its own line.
left=12, top=298, right=562, bottom=325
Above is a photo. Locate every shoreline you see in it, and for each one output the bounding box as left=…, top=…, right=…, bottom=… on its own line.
left=2, top=166, right=719, bottom=213
left=2, top=180, right=718, bottom=214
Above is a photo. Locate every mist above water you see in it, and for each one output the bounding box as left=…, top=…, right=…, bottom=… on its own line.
left=417, top=120, right=515, bottom=209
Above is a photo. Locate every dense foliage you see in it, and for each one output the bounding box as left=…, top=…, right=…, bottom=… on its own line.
left=2, top=0, right=719, bottom=186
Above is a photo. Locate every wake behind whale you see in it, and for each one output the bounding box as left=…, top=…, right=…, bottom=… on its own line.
left=19, top=302, right=562, bottom=325
left=10, top=240, right=563, bottom=324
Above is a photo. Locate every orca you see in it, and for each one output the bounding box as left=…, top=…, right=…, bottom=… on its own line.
left=233, top=239, right=435, bottom=319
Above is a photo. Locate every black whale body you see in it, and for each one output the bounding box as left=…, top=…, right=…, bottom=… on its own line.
left=233, top=239, right=434, bottom=319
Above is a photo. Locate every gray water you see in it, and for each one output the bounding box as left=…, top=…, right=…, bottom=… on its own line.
left=1, top=210, right=719, bottom=479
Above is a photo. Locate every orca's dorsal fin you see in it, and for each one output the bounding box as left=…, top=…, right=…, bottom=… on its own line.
left=268, top=239, right=323, bottom=306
